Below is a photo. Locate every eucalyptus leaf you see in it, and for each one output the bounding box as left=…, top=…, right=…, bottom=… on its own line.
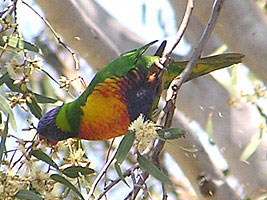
left=0, top=95, right=17, bottom=131
left=27, top=98, right=42, bottom=119
left=31, top=149, right=59, bottom=170
left=1, top=72, right=23, bottom=92
left=114, top=161, right=129, bottom=187
left=179, top=146, right=198, bottom=153
left=62, top=166, right=95, bottom=178
left=137, top=154, right=172, bottom=186
left=157, top=128, right=186, bottom=140
left=240, top=130, right=263, bottom=162
left=115, top=131, right=135, bottom=164
left=15, top=189, right=43, bottom=200
left=1, top=72, right=54, bottom=118
left=50, top=174, right=85, bottom=200
left=205, top=113, right=213, bottom=139
left=2, top=36, right=43, bottom=54
left=34, top=93, right=58, bottom=104
left=0, top=115, right=9, bottom=166
left=0, top=72, right=9, bottom=86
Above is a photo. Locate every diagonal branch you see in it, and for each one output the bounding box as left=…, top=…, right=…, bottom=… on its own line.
left=166, top=0, right=226, bottom=101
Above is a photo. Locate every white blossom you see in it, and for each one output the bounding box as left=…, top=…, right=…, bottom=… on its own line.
left=128, top=114, right=158, bottom=152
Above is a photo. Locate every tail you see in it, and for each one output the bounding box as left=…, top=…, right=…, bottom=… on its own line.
left=163, top=53, right=244, bottom=89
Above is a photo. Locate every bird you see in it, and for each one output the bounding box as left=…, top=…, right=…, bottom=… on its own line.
left=37, top=41, right=243, bottom=143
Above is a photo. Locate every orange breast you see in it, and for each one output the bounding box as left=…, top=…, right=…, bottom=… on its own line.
left=79, top=78, right=130, bottom=140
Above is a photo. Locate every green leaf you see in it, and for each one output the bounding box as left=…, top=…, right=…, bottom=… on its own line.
left=2, top=36, right=43, bottom=54
left=31, top=150, right=59, bottom=170
left=27, top=98, right=42, bottom=119
left=62, top=188, right=71, bottom=199
left=1, top=72, right=22, bottom=92
left=62, top=166, right=95, bottom=178
left=205, top=113, right=213, bottom=139
left=157, top=128, right=186, bottom=140
left=114, top=161, right=129, bottom=187
left=0, top=73, right=54, bottom=118
left=115, top=131, right=135, bottom=164
left=50, top=174, right=85, bottom=200
left=34, top=93, right=58, bottom=104
left=0, top=95, right=17, bottom=131
left=0, top=72, right=9, bottom=86
left=137, top=154, right=172, bottom=186
left=15, top=189, right=43, bottom=200
left=256, top=104, right=267, bottom=124
left=41, top=69, right=60, bottom=85
left=0, top=115, right=9, bottom=166
left=179, top=146, right=198, bottom=153
left=240, top=130, right=263, bottom=162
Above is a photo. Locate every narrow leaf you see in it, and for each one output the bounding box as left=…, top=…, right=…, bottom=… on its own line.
left=31, top=150, right=59, bottom=170
left=0, top=72, right=9, bottom=86
left=1, top=73, right=43, bottom=118
left=0, top=115, right=9, bottom=166
left=240, top=130, right=262, bottom=162
left=34, top=93, right=58, bottom=104
left=50, top=174, right=85, bottom=200
left=2, top=36, right=43, bottom=54
left=15, top=189, right=43, bottom=200
left=157, top=128, right=186, bottom=140
left=27, top=98, right=42, bottom=119
left=179, top=146, right=198, bottom=153
left=62, top=166, right=95, bottom=178
left=114, top=161, right=130, bottom=187
left=116, top=131, right=135, bottom=164
left=0, top=95, right=17, bottom=131
left=137, top=154, right=172, bottom=186
left=205, top=113, right=213, bottom=139
left=2, top=72, right=24, bottom=92
left=1, top=72, right=55, bottom=104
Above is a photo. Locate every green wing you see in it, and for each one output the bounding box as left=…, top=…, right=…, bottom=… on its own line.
left=163, top=53, right=244, bottom=89
left=77, top=40, right=158, bottom=105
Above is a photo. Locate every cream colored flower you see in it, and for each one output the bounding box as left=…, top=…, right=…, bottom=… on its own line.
left=128, top=114, right=158, bottom=153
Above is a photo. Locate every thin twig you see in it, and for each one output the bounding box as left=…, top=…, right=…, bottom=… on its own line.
left=104, top=139, right=115, bottom=200
left=162, top=182, right=168, bottom=200
left=96, top=166, right=139, bottom=200
left=21, top=0, right=80, bottom=70
left=166, top=0, right=226, bottom=101
left=125, top=170, right=149, bottom=200
left=157, top=0, right=194, bottom=126
left=161, top=0, right=194, bottom=63
left=88, top=143, right=119, bottom=199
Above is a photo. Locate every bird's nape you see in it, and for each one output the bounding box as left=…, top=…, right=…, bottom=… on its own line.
left=37, top=106, right=78, bottom=143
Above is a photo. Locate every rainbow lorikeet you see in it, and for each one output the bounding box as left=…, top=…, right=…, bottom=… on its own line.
left=37, top=41, right=243, bottom=143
